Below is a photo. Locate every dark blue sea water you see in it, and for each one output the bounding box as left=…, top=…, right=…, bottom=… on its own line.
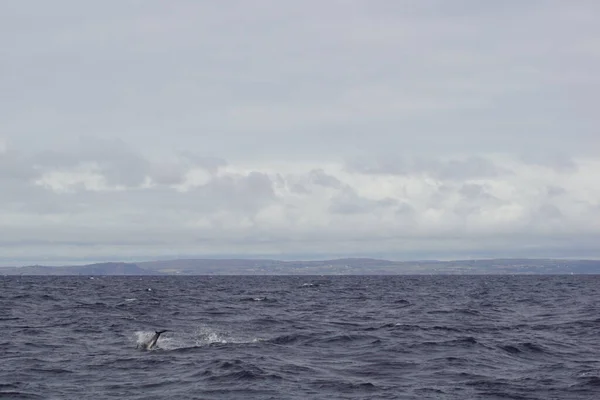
left=1, top=275, right=600, bottom=399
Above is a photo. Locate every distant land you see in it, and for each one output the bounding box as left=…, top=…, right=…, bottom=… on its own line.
left=1, top=258, right=599, bottom=275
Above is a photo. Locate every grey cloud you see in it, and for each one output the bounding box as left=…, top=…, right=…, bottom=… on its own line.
left=75, top=137, right=150, bottom=186
left=309, top=169, right=342, bottom=189
left=346, top=156, right=508, bottom=181
left=289, top=183, right=310, bottom=195
left=179, top=152, right=227, bottom=174
left=431, top=158, right=508, bottom=181
left=0, top=180, right=65, bottom=215
left=427, top=182, right=503, bottom=218
left=36, top=137, right=203, bottom=187
left=532, top=203, right=563, bottom=223
left=35, top=150, right=82, bottom=169
left=0, top=149, right=39, bottom=182
left=148, top=162, right=187, bottom=186
left=428, top=184, right=455, bottom=208
left=0, top=183, right=276, bottom=262
left=519, top=153, right=578, bottom=173
left=546, top=185, right=567, bottom=197
left=273, top=174, right=286, bottom=189
left=1, top=166, right=278, bottom=224
left=396, top=202, right=415, bottom=216
left=346, top=157, right=410, bottom=176
left=35, top=137, right=150, bottom=186
left=188, top=171, right=276, bottom=215
left=459, top=183, right=497, bottom=201
left=329, top=188, right=398, bottom=215
left=137, top=171, right=277, bottom=216
left=281, top=169, right=345, bottom=195
left=454, top=184, right=489, bottom=217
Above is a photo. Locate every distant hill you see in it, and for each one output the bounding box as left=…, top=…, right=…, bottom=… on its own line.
left=0, top=262, right=161, bottom=276
left=1, top=258, right=599, bottom=275
left=138, top=257, right=600, bottom=275
left=137, top=257, right=397, bottom=275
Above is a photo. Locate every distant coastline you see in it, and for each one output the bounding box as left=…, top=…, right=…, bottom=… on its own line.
left=1, top=258, right=599, bottom=275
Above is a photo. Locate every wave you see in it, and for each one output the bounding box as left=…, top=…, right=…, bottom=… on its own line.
left=419, top=336, right=479, bottom=347
left=0, top=392, right=45, bottom=399
left=239, top=296, right=276, bottom=303
left=498, top=342, right=548, bottom=355
left=202, top=360, right=283, bottom=382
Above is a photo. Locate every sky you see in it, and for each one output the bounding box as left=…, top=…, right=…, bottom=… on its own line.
left=1, top=1, right=599, bottom=265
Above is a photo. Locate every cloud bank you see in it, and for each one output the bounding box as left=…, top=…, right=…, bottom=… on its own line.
left=1, top=139, right=598, bottom=263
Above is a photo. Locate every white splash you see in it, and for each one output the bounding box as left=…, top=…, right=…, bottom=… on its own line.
left=134, top=331, right=156, bottom=348
left=133, top=325, right=262, bottom=351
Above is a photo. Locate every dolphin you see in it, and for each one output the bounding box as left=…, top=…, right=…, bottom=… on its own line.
left=139, top=330, right=168, bottom=350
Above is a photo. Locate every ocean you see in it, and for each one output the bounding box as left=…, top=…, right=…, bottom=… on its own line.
left=1, top=275, right=599, bottom=399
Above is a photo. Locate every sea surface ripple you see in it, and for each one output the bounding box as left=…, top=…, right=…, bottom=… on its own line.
left=1, top=275, right=600, bottom=399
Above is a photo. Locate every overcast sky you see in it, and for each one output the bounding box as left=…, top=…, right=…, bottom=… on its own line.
left=1, top=1, right=599, bottom=265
